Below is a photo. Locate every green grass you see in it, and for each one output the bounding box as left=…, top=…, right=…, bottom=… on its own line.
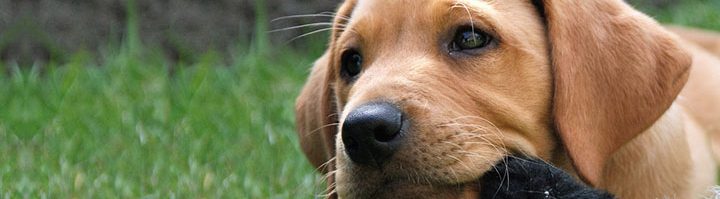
left=0, top=43, right=326, bottom=198
left=0, top=1, right=718, bottom=198
left=633, top=0, right=720, bottom=31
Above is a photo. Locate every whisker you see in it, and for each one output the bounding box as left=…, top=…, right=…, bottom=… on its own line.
left=321, top=169, right=337, bottom=177
left=504, top=157, right=511, bottom=192
left=320, top=170, right=337, bottom=184
left=271, top=13, right=337, bottom=22
left=448, top=167, right=460, bottom=185
left=446, top=154, right=473, bottom=176
left=398, top=164, right=419, bottom=185
left=446, top=115, right=509, bottom=150
left=314, top=165, right=337, bottom=198
left=307, top=122, right=339, bottom=136
left=457, top=150, right=505, bottom=179
left=452, top=2, right=477, bottom=37
left=318, top=181, right=337, bottom=198
left=326, top=112, right=340, bottom=118
left=459, top=141, right=503, bottom=152
left=486, top=158, right=511, bottom=198
left=456, top=150, right=502, bottom=157
left=438, top=117, right=511, bottom=179
left=317, top=156, right=337, bottom=174
left=456, top=129, right=504, bottom=141
left=458, top=133, right=506, bottom=158
left=269, top=22, right=333, bottom=33
left=286, top=28, right=336, bottom=44
left=318, top=11, right=351, bottom=21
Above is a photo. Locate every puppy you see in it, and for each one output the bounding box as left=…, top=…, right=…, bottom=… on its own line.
left=294, top=0, right=720, bottom=198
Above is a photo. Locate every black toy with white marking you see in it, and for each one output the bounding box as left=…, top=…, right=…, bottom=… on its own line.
left=480, top=156, right=615, bottom=199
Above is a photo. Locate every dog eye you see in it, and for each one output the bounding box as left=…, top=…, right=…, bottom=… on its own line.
left=341, top=50, right=363, bottom=80
left=450, top=26, right=491, bottom=51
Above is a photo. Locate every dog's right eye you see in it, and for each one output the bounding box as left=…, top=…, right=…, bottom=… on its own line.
left=341, top=50, right=363, bottom=80
left=450, top=26, right=492, bottom=52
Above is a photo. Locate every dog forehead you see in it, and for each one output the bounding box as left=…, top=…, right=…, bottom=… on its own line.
left=352, top=0, right=414, bottom=16
left=346, top=0, right=500, bottom=32
left=350, top=0, right=461, bottom=19
left=351, top=0, right=494, bottom=12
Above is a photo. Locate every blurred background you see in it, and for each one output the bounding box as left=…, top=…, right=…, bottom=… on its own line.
left=0, top=0, right=717, bottom=198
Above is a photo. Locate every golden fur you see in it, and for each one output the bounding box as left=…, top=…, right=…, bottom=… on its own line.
left=294, top=0, right=720, bottom=198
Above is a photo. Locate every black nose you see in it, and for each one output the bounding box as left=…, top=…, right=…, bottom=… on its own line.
left=342, top=102, right=404, bottom=167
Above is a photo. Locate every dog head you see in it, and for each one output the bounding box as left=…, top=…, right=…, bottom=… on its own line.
left=296, top=0, right=691, bottom=198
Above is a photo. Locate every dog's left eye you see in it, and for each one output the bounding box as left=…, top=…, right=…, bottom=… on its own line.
left=450, top=26, right=492, bottom=51
left=341, top=49, right=363, bottom=80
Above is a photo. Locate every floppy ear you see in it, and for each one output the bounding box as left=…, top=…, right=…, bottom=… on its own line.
left=295, top=0, right=357, bottom=174
left=295, top=51, right=337, bottom=172
left=536, top=0, right=692, bottom=186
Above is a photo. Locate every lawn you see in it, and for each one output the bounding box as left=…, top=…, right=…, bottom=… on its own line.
left=0, top=1, right=717, bottom=198
left=0, top=42, right=326, bottom=198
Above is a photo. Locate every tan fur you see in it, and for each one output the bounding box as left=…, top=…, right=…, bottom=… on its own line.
left=677, top=41, right=720, bottom=163
left=543, top=1, right=692, bottom=186
left=669, top=26, right=720, bottom=57
left=294, top=0, right=720, bottom=198
left=601, top=105, right=715, bottom=198
left=296, top=52, right=333, bottom=171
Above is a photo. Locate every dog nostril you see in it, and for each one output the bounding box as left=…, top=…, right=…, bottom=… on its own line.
left=345, top=137, right=358, bottom=150
left=341, top=102, right=404, bottom=167
left=374, top=118, right=401, bottom=142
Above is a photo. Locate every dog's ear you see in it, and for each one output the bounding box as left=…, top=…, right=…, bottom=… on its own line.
left=295, top=51, right=336, bottom=172
left=295, top=0, right=357, bottom=174
left=536, top=0, right=692, bottom=186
